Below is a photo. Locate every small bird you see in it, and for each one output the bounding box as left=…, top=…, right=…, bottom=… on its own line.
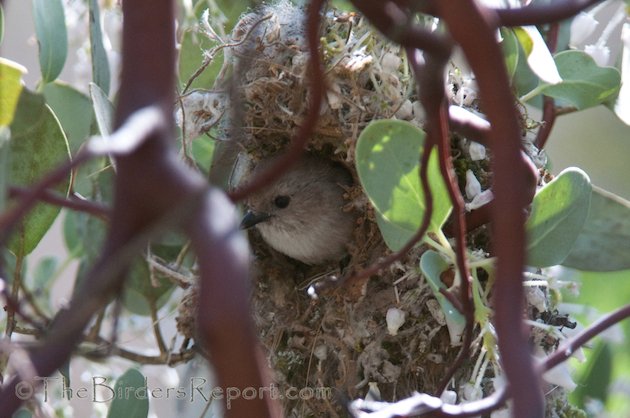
left=240, top=154, right=355, bottom=265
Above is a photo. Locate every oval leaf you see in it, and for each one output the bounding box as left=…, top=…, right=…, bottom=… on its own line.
left=43, top=82, right=94, bottom=153
left=355, top=120, right=451, bottom=251
left=88, top=0, right=111, bottom=95
left=526, top=167, right=592, bottom=267
left=9, top=89, right=71, bottom=255
left=123, top=258, right=176, bottom=316
left=513, top=26, right=562, bottom=84
left=562, top=187, right=630, bottom=271
left=500, top=28, right=519, bottom=82
left=524, top=51, right=621, bottom=109
left=90, top=82, right=114, bottom=137
left=106, top=369, right=149, bottom=418
left=419, top=250, right=465, bottom=346
left=0, top=58, right=26, bottom=127
left=33, top=0, right=68, bottom=83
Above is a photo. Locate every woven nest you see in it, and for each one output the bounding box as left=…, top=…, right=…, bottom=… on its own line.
left=175, top=2, right=574, bottom=417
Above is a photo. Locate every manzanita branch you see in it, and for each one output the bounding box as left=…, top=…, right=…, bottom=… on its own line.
left=409, top=47, right=475, bottom=396
left=7, top=187, right=110, bottom=220
left=495, top=0, right=603, bottom=27
left=437, top=2, right=543, bottom=418
left=0, top=152, right=91, bottom=242
left=349, top=0, right=452, bottom=60
left=535, top=23, right=560, bottom=150
left=540, top=303, right=630, bottom=373
left=228, top=0, right=327, bottom=202
left=448, top=105, right=491, bottom=147
left=0, top=105, right=164, bottom=242
left=187, top=189, right=281, bottom=418
left=415, top=0, right=605, bottom=27
left=1, top=1, right=275, bottom=416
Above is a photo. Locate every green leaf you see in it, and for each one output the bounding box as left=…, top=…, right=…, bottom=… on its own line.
left=522, top=51, right=621, bottom=110
left=191, top=135, right=216, bottom=173
left=355, top=119, right=451, bottom=251
left=8, top=89, right=71, bottom=255
left=32, top=256, right=58, bottom=291
left=106, top=369, right=149, bottom=418
left=500, top=28, right=519, bottom=82
left=123, top=258, right=176, bottom=316
left=374, top=211, right=414, bottom=252
left=0, top=58, right=26, bottom=126
left=526, top=167, right=592, bottom=267
left=419, top=250, right=465, bottom=346
left=32, top=0, right=68, bottom=84
left=88, top=0, right=111, bottom=95
left=30, top=256, right=58, bottom=313
left=43, top=82, right=94, bottom=154
left=562, top=187, right=630, bottom=271
left=513, top=26, right=561, bottom=84
left=90, top=82, right=114, bottom=137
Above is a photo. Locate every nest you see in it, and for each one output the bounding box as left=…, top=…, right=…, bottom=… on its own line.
left=175, top=2, right=575, bottom=417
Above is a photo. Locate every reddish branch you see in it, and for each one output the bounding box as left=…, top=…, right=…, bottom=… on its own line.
left=352, top=302, right=630, bottom=417
left=415, top=0, right=604, bottom=26
left=407, top=48, right=476, bottom=395
left=349, top=1, right=451, bottom=60
left=438, top=3, right=543, bottom=418
left=447, top=106, right=490, bottom=147
left=228, top=0, right=327, bottom=202
left=7, top=187, right=110, bottom=220
left=0, top=153, right=91, bottom=242
left=535, top=24, right=560, bottom=150
left=495, top=0, right=603, bottom=26
left=339, top=1, right=455, bottom=289
left=0, top=1, right=277, bottom=417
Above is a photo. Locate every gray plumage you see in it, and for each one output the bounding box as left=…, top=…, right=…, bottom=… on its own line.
left=241, top=155, right=355, bottom=265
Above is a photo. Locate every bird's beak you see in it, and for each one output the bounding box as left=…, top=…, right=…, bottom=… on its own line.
left=240, top=210, right=272, bottom=229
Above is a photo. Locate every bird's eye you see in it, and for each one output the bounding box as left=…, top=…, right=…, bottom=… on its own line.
left=273, top=195, right=291, bottom=209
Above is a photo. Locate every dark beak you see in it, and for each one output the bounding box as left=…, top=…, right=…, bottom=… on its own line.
left=240, top=210, right=272, bottom=229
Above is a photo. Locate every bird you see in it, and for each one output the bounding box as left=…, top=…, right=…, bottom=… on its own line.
left=240, top=154, right=355, bottom=265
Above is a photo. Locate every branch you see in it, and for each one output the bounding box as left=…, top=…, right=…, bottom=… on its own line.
left=495, top=0, right=603, bottom=27
left=409, top=47, right=475, bottom=396
left=448, top=105, right=490, bottom=147
left=8, top=187, right=110, bottom=220
left=187, top=189, right=281, bottom=417
left=541, top=304, right=630, bottom=373
left=0, top=105, right=163, bottom=243
left=535, top=24, right=560, bottom=150
left=228, top=0, right=327, bottom=202
left=349, top=0, right=452, bottom=60
left=438, top=3, right=543, bottom=418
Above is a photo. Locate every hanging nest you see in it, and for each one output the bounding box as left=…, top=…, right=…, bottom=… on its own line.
left=176, top=2, right=580, bottom=417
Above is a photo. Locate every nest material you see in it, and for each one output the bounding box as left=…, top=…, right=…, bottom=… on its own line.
left=175, top=2, right=573, bottom=417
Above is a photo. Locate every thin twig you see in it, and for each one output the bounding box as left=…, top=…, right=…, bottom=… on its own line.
left=8, top=186, right=110, bottom=221
left=228, top=1, right=326, bottom=202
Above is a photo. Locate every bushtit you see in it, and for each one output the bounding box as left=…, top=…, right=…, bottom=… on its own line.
left=240, top=155, right=355, bottom=265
